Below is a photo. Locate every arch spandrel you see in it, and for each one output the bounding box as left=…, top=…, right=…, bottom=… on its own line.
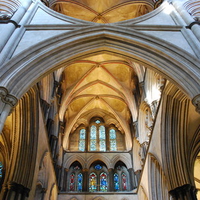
left=0, top=26, right=200, bottom=101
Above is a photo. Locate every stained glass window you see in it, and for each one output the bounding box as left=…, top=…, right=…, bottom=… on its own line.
left=122, top=173, right=127, bottom=191
left=89, top=172, right=97, bottom=192
left=94, top=164, right=102, bottom=170
left=109, top=129, right=117, bottom=151
left=77, top=173, right=83, bottom=192
left=113, top=173, right=119, bottom=191
left=90, top=125, right=97, bottom=151
left=95, top=120, right=101, bottom=124
left=69, top=173, right=75, bottom=191
left=99, top=125, right=106, bottom=151
left=100, top=172, right=108, bottom=192
left=79, top=129, right=86, bottom=151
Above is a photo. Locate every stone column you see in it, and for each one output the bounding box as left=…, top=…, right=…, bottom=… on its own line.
left=172, top=1, right=200, bottom=42
left=62, top=169, right=68, bottom=191
left=83, top=169, right=88, bottom=192
left=1, top=182, right=30, bottom=200
left=169, top=184, right=197, bottom=200
left=106, top=126, right=110, bottom=151
left=0, top=87, right=18, bottom=134
left=108, top=168, right=114, bottom=191
left=128, top=168, right=136, bottom=190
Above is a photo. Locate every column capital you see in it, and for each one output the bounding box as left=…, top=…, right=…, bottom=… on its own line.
left=83, top=168, right=89, bottom=172
left=108, top=168, right=114, bottom=172
left=0, top=87, right=18, bottom=107
left=169, top=184, right=197, bottom=199
left=192, top=94, right=200, bottom=114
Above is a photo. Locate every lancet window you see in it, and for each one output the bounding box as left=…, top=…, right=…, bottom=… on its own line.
left=79, top=128, right=86, bottom=151
left=89, top=119, right=106, bottom=151
left=70, top=117, right=125, bottom=152
left=114, top=161, right=129, bottom=191
left=68, top=162, right=83, bottom=192
left=89, top=162, right=108, bottom=192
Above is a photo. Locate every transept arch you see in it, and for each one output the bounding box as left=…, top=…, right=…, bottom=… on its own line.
left=0, top=0, right=200, bottom=200
left=0, top=26, right=199, bottom=100
left=0, top=26, right=200, bottom=140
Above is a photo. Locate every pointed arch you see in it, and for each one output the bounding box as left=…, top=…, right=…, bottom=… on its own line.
left=0, top=26, right=199, bottom=101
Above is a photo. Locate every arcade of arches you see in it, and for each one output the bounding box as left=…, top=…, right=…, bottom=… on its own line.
left=0, top=0, right=200, bottom=200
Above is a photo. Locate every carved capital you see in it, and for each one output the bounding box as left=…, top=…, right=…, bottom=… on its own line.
left=2, top=94, right=18, bottom=107
left=192, top=95, right=200, bottom=114
left=0, top=87, right=18, bottom=107
left=0, top=87, right=8, bottom=98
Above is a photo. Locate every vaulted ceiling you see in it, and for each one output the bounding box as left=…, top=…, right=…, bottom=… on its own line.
left=47, top=0, right=161, bottom=150
left=60, top=54, right=145, bottom=150
left=49, top=0, right=156, bottom=23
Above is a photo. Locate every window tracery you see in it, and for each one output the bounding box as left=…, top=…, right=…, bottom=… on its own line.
left=68, top=162, right=83, bottom=192
left=71, top=117, right=125, bottom=152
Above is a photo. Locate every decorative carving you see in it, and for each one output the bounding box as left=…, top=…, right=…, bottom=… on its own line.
left=150, top=100, right=158, bottom=118
left=192, top=95, right=200, bottom=114
left=2, top=94, right=18, bottom=107
left=0, top=12, right=12, bottom=20
left=0, top=87, right=18, bottom=107
left=0, top=87, right=8, bottom=98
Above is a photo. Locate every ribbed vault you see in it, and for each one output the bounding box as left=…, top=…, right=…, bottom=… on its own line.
left=48, top=0, right=161, bottom=23
left=61, top=54, right=141, bottom=150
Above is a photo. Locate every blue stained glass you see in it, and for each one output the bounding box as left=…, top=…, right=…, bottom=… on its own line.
left=114, top=173, right=119, bottom=191
left=110, top=140, right=117, bottom=151
left=80, top=129, right=86, bottom=139
left=90, top=125, right=97, bottom=139
left=89, top=173, right=97, bottom=192
left=109, top=129, right=116, bottom=139
left=100, top=140, right=106, bottom=151
left=77, top=173, right=83, bottom=192
left=90, top=140, right=96, bottom=151
left=100, top=172, right=108, bottom=192
left=110, top=129, right=117, bottom=151
left=95, top=120, right=101, bottom=124
left=99, top=126, right=106, bottom=139
left=94, top=164, right=102, bottom=170
left=79, top=140, right=85, bottom=151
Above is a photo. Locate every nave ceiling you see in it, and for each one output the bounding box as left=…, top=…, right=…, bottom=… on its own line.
left=58, top=54, right=145, bottom=150
left=41, top=0, right=162, bottom=150
left=48, top=0, right=156, bottom=23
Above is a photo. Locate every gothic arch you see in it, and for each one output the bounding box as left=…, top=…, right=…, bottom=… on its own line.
left=86, top=154, right=110, bottom=169
left=111, top=155, right=132, bottom=169
left=0, top=25, right=199, bottom=101
left=64, top=155, right=85, bottom=169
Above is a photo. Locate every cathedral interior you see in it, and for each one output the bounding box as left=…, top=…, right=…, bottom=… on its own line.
left=0, top=0, right=200, bottom=200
